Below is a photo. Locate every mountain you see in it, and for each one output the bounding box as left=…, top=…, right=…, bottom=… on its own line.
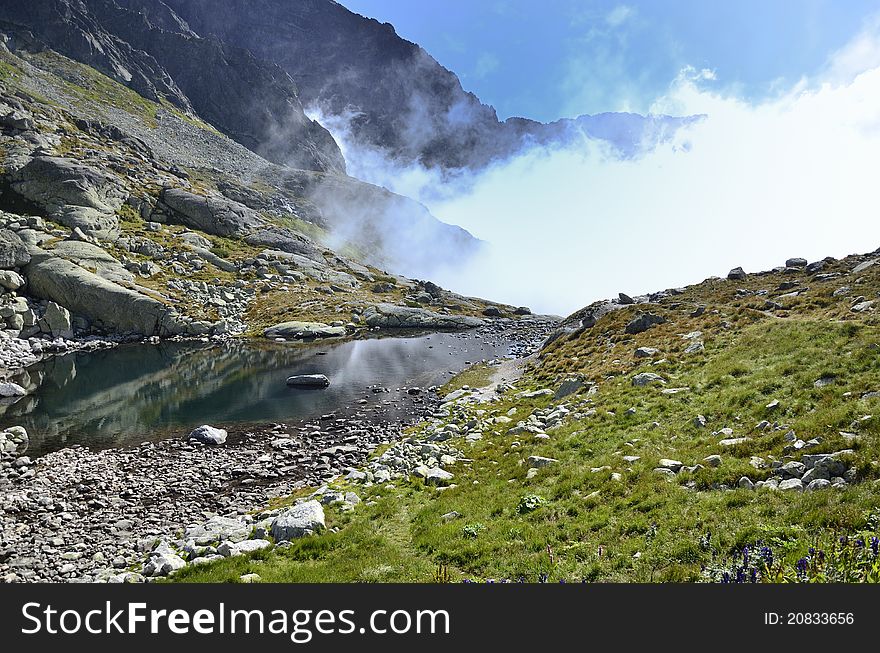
left=0, top=0, right=345, bottom=173
left=161, top=0, right=698, bottom=170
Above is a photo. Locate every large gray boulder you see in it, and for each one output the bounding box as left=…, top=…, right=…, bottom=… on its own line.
left=156, top=188, right=264, bottom=238
left=363, top=303, right=485, bottom=329
left=50, top=241, right=134, bottom=285
left=244, top=225, right=325, bottom=262
left=23, top=249, right=188, bottom=336
left=0, top=229, right=30, bottom=269
left=10, top=157, right=126, bottom=239
left=265, top=321, right=346, bottom=339
left=270, top=500, right=326, bottom=540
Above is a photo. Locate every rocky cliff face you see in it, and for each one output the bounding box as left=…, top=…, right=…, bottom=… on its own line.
left=0, top=0, right=345, bottom=173
left=165, top=0, right=697, bottom=171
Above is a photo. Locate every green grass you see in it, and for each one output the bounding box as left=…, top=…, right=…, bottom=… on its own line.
left=175, top=308, right=880, bottom=582
left=440, top=363, right=496, bottom=396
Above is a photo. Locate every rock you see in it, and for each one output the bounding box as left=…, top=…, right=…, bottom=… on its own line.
left=693, top=415, right=707, bottom=428
left=286, top=374, right=331, bottom=388
left=738, top=476, right=755, bottom=490
left=778, top=478, right=804, bottom=492
left=728, top=267, right=747, bottom=280
left=517, top=388, right=554, bottom=399
left=0, top=270, right=25, bottom=290
left=264, top=321, right=346, bottom=339
left=51, top=241, right=134, bottom=285
left=718, top=437, right=750, bottom=447
left=527, top=456, right=557, bottom=468
left=482, top=306, right=502, bottom=317
left=440, top=511, right=461, bottom=522
left=0, top=229, right=31, bottom=269
left=142, top=541, right=186, bottom=577
left=634, top=346, right=659, bottom=358
left=271, top=500, right=326, bottom=540
left=625, top=313, right=666, bottom=334
left=42, top=301, right=73, bottom=338
left=618, top=292, right=635, bottom=304
left=653, top=467, right=676, bottom=478
left=555, top=377, right=584, bottom=399
left=632, top=372, right=666, bottom=386
left=806, top=479, right=831, bottom=492
left=780, top=461, right=806, bottom=479
left=24, top=249, right=189, bottom=336
left=766, top=399, right=780, bottom=411
left=217, top=539, right=271, bottom=557
left=424, top=468, right=454, bottom=486
left=239, top=573, right=262, bottom=583
left=11, top=157, right=126, bottom=239
left=658, top=458, right=684, bottom=472
left=157, top=188, right=264, bottom=238
left=684, top=341, right=704, bottom=354
left=363, top=303, right=485, bottom=329
left=0, top=382, right=27, bottom=398
left=187, top=425, right=228, bottom=445
left=703, top=454, right=722, bottom=467
left=785, top=258, right=807, bottom=268
left=185, top=515, right=250, bottom=544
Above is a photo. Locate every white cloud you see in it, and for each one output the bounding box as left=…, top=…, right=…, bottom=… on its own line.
left=424, top=42, right=880, bottom=315
left=312, top=19, right=880, bottom=317
left=606, top=5, right=635, bottom=28
left=472, top=52, right=500, bottom=79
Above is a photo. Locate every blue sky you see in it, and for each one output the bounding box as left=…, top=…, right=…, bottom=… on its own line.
left=343, top=0, right=879, bottom=122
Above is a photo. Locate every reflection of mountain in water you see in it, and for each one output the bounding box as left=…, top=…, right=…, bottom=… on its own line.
left=0, top=333, right=510, bottom=455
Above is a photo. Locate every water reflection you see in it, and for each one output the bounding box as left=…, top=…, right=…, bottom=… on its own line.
left=0, top=332, right=509, bottom=455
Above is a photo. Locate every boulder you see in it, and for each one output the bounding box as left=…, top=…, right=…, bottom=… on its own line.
left=217, top=539, right=271, bottom=557
left=270, top=500, right=326, bottom=540
left=11, top=157, right=126, bottom=239
left=264, top=321, right=346, bottom=339
left=286, top=374, right=331, bottom=388
left=0, top=382, right=27, bottom=398
left=0, top=270, right=25, bottom=290
left=41, top=301, right=73, bottom=338
left=635, top=346, right=660, bottom=358
left=0, top=229, right=30, bottom=269
left=23, top=249, right=189, bottom=336
left=156, top=188, right=263, bottom=238
left=184, top=515, right=249, bottom=544
left=363, top=303, right=485, bottom=329
left=142, top=542, right=186, bottom=577
left=50, top=241, right=134, bottom=285
left=728, top=267, right=747, bottom=280
left=632, top=372, right=666, bottom=386
left=187, top=425, right=228, bottom=445
left=625, top=313, right=666, bottom=334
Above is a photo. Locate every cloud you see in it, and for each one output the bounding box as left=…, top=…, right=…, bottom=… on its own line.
left=472, top=52, right=500, bottom=79
left=422, top=41, right=880, bottom=315
left=308, top=18, right=880, bottom=318
left=606, top=5, right=635, bottom=28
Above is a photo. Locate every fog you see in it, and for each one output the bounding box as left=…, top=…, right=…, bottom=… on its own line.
left=313, top=24, right=880, bottom=317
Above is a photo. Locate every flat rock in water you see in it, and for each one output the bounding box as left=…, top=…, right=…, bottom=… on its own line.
left=264, top=321, right=346, bottom=339
left=287, top=374, right=331, bottom=388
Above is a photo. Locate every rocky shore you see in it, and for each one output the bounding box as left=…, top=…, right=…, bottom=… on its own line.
left=0, top=317, right=557, bottom=582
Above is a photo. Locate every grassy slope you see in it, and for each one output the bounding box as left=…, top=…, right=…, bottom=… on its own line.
left=175, top=255, right=880, bottom=583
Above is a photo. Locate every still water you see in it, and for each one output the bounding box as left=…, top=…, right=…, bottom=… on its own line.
left=0, top=332, right=511, bottom=456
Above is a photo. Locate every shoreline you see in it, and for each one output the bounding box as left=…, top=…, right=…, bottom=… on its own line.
left=0, top=317, right=557, bottom=583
